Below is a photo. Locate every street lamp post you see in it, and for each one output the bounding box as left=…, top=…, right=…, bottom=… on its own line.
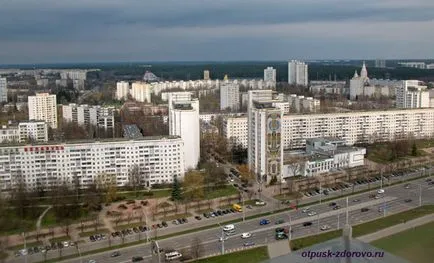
left=319, top=181, right=322, bottom=205
left=337, top=213, right=340, bottom=229
left=419, top=184, right=422, bottom=207
left=23, top=232, right=27, bottom=263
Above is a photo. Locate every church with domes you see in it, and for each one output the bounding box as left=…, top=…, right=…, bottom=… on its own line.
left=349, top=62, right=371, bottom=100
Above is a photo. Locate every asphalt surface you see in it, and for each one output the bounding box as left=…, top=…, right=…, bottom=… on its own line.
left=10, top=173, right=433, bottom=263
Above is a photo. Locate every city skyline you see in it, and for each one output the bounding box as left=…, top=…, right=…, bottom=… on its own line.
left=1, top=0, right=434, bottom=64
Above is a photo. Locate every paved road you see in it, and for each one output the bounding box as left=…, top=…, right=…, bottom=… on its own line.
left=10, top=175, right=433, bottom=263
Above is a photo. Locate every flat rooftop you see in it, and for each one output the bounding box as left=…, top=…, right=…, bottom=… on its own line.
left=123, top=124, right=143, bottom=139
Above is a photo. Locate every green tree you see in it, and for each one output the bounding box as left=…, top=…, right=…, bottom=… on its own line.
left=171, top=175, right=182, bottom=201
left=411, top=142, right=418, bottom=156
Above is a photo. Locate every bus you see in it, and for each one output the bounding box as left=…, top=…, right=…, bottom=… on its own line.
left=165, top=251, right=182, bottom=261
left=232, top=204, right=242, bottom=212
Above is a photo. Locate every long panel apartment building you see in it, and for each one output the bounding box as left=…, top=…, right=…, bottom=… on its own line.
left=0, top=136, right=184, bottom=191
left=225, top=108, right=434, bottom=150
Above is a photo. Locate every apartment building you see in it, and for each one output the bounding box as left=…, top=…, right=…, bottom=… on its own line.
left=264, top=67, right=276, bottom=82
left=396, top=80, right=430, bottom=108
left=0, top=77, right=7, bottom=103
left=131, top=82, right=152, bottom=103
left=28, top=93, right=58, bottom=129
left=220, top=83, right=240, bottom=111
left=288, top=60, right=308, bottom=86
left=1, top=121, right=48, bottom=143
left=62, top=104, right=115, bottom=129
left=116, top=81, right=130, bottom=100
left=168, top=92, right=200, bottom=170
left=0, top=136, right=184, bottom=191
left=223, top=116, right=248, bottom=148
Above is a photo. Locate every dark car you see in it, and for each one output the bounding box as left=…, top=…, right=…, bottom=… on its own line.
left=138, top=226, right=145, bottom=232
left=404, top=199, right=412, bottom=203
left=203, top=213, right=210, bottom=218
left=303, top=222, right=313, bottom=227
left=230, top=208, right=236, bottom=213
left=156, top=224, right=162, bottom=228
left=133, top=227, right=139, bottom=233
left=333, top=205, right=341, bottom=210
left=89, top=236, right=95, bottom=242
left=361, top=208, right=369, bottom=212
left=111, top=251, right=121, bottom=257
left=111, top=232, right=117, bottom=237
left=329, top=202, right=337, bottom=207
left=259, top=219, right=270, bottom=225
left=217, top=210, right=223, bottom=216
left=195, top=216, right=202, bottom=220
left=243, top=241, right=255, bottom=247
left=162, top=221, right=168, bottom=227
left=132, top=256, right=144, bottom=262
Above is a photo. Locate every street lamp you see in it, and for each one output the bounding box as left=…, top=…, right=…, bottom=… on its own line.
left=22, top=232, right=27, bottom=263
left=217, top=223, right=226, bottom=255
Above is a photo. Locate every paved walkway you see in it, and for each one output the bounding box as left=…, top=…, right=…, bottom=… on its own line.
left=357, top=213, right=434, bottom=243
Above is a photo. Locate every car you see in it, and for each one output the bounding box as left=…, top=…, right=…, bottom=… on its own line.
left=162, top=221, right=168, bottom=227
left=333, top=205, right=341, bottom=210
left=361, top=208, right=370, bottom=212
left=177, top=219, right=183, bottom=224
left=194, top=216, right=202, bottom=220
left=404, top=199, right=412, bottom=203
left=230, top=208, right=236, bottom=213
left=88, top=260, right=96, bottom=263
left=138, top=226, right=145, bottom=232
left=222, top=210, right=228, bottom=214
left=111, top=232, right=117, bottom=237
left=33, top=246, right=39, bottom=253
left=307, top=211, right=317, bottom=216
left=404, top=184, right=410, bottom=189
left=241, top=232, right=252, bottom=239
left=303, top=222, right=313, bottom=227
left=89, top=236, right=95, bottom=242
left=369, top=194, right=376, bottom=198
left=302, top=208, right=310, bottom=213
left=275, top=219, right=284, bottom=224
left=157, top=224, right=162, bottom=228
left=203, top=213, right=210, bottom=218
left=329, top=202, right=337, bottom=207
left=320, top=225, right=331, bottom=231
left=429, top=181, right=434, bottom=185
left=255, top=200, right=266, bottom=206
left=375, top=195, right=381, bottom=199
left=259, top=219, right=270, bottom=225
left=133, top=227, right=139, bottom=233
left=243, top=241, right=255, bottom=247
left=246, top=205, right=253, bottom=209
left=132, top=256, right=144, bottom=262
left=377, top=189, right=385, bottom=194
left=111, top=251, right=121, bottom=257
left=223, top=224, right=235, bottom=231
left=217, top=210, right=223, bottom=216
left=182, top=218, right=188, bottom=223
left=352, top=199, right=360, bottom=202
left=426, top=178, right=432, bottom=182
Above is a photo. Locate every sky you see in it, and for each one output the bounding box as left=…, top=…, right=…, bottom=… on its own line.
left=1, top=0, right=434, bottom=64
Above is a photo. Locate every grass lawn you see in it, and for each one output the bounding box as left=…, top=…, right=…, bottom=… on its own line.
left=371, top=221, right=434, bottom=263
left=49, top=236, right=71, bottom=243
left=78, top=229, right=109, bottom=238
left=193, top=246, right=269, bottom=263
left=205, top=185, right=238, bottom=199
left=8, top=241, right=42, bottom=251
left=41, top=210, right=58, bottom=227
left=291, top=205, right=434, bottom=251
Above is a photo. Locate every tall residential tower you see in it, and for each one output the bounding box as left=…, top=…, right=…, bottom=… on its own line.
left=288, top=60, right=308, bottom=86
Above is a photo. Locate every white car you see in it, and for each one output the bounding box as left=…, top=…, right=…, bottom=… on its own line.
left=377, top=189, right=385, bottom=194
left=307, top=211, right=317, bottom=216
left=223, top=224, right=235, bottom=231
left=374, top=195, right=381, bottom=199
left=320, top=225, right=331, bottom=231
left=241, top=232, right=252, bottom=239
left=255, top=200, right=266, bottom=206
left=302, top=208, right=310, bottom=213
left=62, top=241, right=69, bottom=248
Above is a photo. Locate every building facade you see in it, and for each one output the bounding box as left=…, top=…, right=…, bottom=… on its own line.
left=220, top=83, right=240, bottom=111
left=1, top=121, right=48, bottom=143
left=396, top=80, right=430, bottom=109
left=28, top=93, right=58, bottom=129
left=0, top=136, right=184, bottom=191
left=116, top=81, right=130, bottom=100
left=204, top=70, right=210, bottom=80
left=62, top=104, right=115, bottom=130
left=0, top=77, right=7, bottom=103
left=223, top=116, right=248, bottom=148
left=288, top=60, right=308, bottom=86
left=168, top=92, right=200, bottom=170
left=264, top=67, right=276, bottom=82
left=131, top=82, right=152, bottom=103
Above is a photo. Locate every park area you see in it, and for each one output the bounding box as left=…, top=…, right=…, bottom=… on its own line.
left=371, top=221, right=434, bottom=263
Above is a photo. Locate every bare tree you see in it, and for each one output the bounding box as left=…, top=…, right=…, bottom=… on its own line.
left=190, top=237, right=203, bottom=259
left=128, top=164, right=142, bottom=197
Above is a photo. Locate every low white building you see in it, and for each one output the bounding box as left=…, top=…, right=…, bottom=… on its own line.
left=0, top=121, right=48, bottom=143
left=0, top=136, right=184, bottom=191
left=283, top=138, right=366, bottom=178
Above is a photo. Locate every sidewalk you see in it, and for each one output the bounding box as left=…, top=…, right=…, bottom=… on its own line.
left=357, top=213, right=434, bottom=243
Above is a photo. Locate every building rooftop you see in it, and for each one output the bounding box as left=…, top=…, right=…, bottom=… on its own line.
left=122, top=124, right=143, bottom=139
left=0, top=135, right=181, bottom=148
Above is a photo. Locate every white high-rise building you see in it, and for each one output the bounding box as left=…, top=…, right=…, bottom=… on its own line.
left=288, top=60, right=308, bottom=86
left=396, top=80, right=430, bottom=109
left=220, top=83, right=240, bottom=111
left=204, top=70, right=210, bottom=80
left=247, top=90, right=284, bottom=183
left=62, top=104, right=115, bottom=129
left=131, top=82, right=152, bottom=103
left=264, top=67, right=276, bottom=82
left=168, top=92, right=200, bottom=170
left=28, top=93, right=58, bottom=129
left=0, top=136, right=184, bottom=191
left=0, top=78, right=7, bottom=102
left=116, top=81, right=130, bottom=100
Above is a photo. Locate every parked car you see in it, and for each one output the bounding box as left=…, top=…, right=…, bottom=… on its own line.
left=329, top=202, right=337, bottom=207
left=162, top=221, right=168, bottom=227
left=259, top=219, right=270, bottom=225
left=243, top=241, right=255, bottom=247
left=132, top=256, right=144, bottom=262
left=361, top=208, right=370, bottom=212
left=303, top=222, right=313, bottom=227
left=241, top=232, right=252, bottom=239
left=307, top=211, right=317, bottom=216
left=404, top=199, right=412, bottom=203
left=111, top=251, right=121, bottom=257
left=203, top=213, right=210, bottom=218
left=333, top=205, right=341, bottom=210
left=320, top=225, right=331, bottom=231
left=194, top=216, right=202, bottom=220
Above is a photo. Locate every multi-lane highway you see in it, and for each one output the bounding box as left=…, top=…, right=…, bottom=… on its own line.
left=11, top=175, right=432, bottom=263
